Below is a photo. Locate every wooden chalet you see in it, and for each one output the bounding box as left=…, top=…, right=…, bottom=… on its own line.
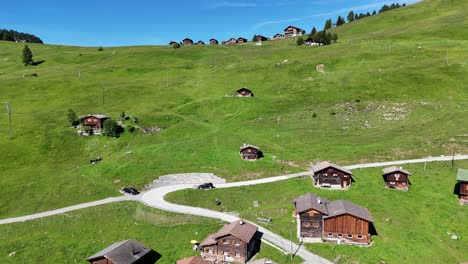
left=272, top=33, right=284, bottom=39
left=86, top=239, right=159, bottom=264
left=237, top=37, right=248, bottom=43
left=457, top=168, right=468, bottom=204
left=182, top=38, right=194, bottom=45
left=312, top=161, right=353, bottom=189
left=293, top=193, right=375, bottom=245
left=224, top=38, right=238, bottom=45
left=176, top=256, right=210, bottom=264
left=197, top=40, right=205, bottom=45
left=240, top=143, right=260, bottom=160
left=236, top=87, right=254, bottom=97
left=200, top=220, right=260, bottom=263
left=382, top=166, right=411, bottom=191
left=283, top=26, right=303, bottom=37
left=255, top=35, right=268, bottom=42
left=209, top=38, right=219, bottom=45
left=80, top=114, right=110, bottom=135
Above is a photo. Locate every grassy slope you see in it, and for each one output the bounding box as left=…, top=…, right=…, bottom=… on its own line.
left=167, top=161, right=468, bottom=263
left=0, top=203, right=302, bottom=264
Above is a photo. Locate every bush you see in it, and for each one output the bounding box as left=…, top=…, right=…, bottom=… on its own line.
left=83, top=126, right=93, bottom=135
left=172, top=43, right=181, bottom=49
left=98, top=46, right=104, bottom=51
left=296, top=37, right=305, bottom=46
left=312, top=112, right=317, bottom=118
left=102, top=119, right=123, bottom=138
left=67, top=109, right=80, bottom=127
left=127, top=126, right=136, bottom=133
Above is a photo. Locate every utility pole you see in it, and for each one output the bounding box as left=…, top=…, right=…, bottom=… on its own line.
left=101, top=86, right=105, bottom=112
left=4, top=102, right=13, bottom=139
left=289, top=221, right=293, bottom=260
left=446, top=49, right=449, bottom=66
left=388, top=40, right=391, bottom=54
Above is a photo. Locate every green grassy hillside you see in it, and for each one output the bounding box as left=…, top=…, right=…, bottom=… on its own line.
left=0, top=0, right=467, bottom=219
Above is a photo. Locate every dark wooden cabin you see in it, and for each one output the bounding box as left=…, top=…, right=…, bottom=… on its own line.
left=80, top=114, right=110, bottom=134
left=255, top=35, right=268, bottom=42
left=86, top=239, right=159, bottom=264
left=312, top=161, right=353, bottom=189
left=236, top=87, right=254, bottom=97
left=200, top=220, right=260, bottom=264
left=182, top=38, right=194, bottom=45
left=293, top=193, right=329, bottom=242
left=237, top=37, right=248, bottom=43
left=457, top=168, right=468, bottom=205
left=209, top=38, right=219, bottom=45
left=224, top=38, right=238, bottom=45
left=240, top=144, right=260, bottom=160
left=382, top=166, right=411, bottom=191
left=197, top=40, right=205, bottom=45
left=293, top=193, right=375, bottom=245
left=284, top=26, right=303, bottom=37
left=272, top=33, right=284, bottom=39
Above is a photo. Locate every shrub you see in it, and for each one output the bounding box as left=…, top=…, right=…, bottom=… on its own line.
left=83, top=126, right=93, bottom=135
left=103, top=119, right=123, bottom=138
left=296, top=37, right=305, bottom=46
left=98, top=46, right=104, bottom=51
left=172, top=43, right=181, bottom=49
left=67, top=109, right=80, bottom=127
left=127, top=126, right=136, bottom=133
left=312, top=112, right=317, bottom=118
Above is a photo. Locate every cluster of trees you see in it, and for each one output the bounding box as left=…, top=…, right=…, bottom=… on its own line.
left=298, top=29, right=337, bottom=46
left=0, top=29, right=43, bottom=43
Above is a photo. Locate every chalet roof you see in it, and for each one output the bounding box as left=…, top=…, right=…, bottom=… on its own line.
left=249, top=258, right=278, bottom=264
left=237, top=87, right=252, bottom=93
left=240, top=144, right=260, bottom=151
left=293, top=193, right=329, bottom=214
left=457, top=168, right=468, bottom=182
left=197, top=40, right=205, bottom=44
left=284, top=25, right=302, bottom=31
left=312, top=161, right=352, bottom=175
left=81, top=114, right=110, bottom=120
left=382, top=166, right=411, bottom=176
left=237, top=37, right=247, bottom=41
left=176, top=256, right=210, bottom=264
left=273, top=33, right=283, bottom=37
left=183, top=38, right=193, bottom=42
left=200, top=220, right=258, bottom=246
left=210, top=38, right=218, bottom=41
left=86, top=239, right=153, bottom=264
left=325, top=200, right=374, bottom=223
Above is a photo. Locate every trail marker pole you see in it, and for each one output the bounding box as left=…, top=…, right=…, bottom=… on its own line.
left=446, top=49, right=449, bottom=66
left=4, top=102, right=13, bottom=139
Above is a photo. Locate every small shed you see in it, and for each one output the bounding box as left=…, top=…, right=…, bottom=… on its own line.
left=80, top=114, right=110, bottom=134
left=182, top=38, right=194, bottom=45
left=237, top=37, right=248, bottom=43
left=256, top=35, right=268, bottom=42
left=272, top=33, right=284, bottom=39
left=240, top=143, right=260, bottom=160
left=236, top=87, right=254, bottom=97
left=224, top=38, right=238, bottom=45
left=209, top=38, right=219, bottom=45
left=457, top=168, right=468, bottom=204
left=197, top=40, right=205, bottom=45
left=85, top=239, right=160, bottom=264
left=382, top=166, right=411, bottom=191
left=312, top=161, right=353, bottom=189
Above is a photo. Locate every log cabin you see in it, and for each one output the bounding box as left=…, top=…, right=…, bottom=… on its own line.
left=240, top=144, right=260, bottom=160
left=382, top=166, right=411, bottom=191
left=457, top=168, right=468, bottom=205
left=283, top=26, right=303, bottom=37
left=182, top=38, right=194, bottom=45
left=80, top=114, right=110, bottom=135
left=312, top=161, right=353, bottom=189
left=176, top=256, right=210, bottom=264
left=200, top=220, right=260, bottom=263
left=85, top=239, right=159, bottom=264
left=237, top=37, right=248, bottom=43
left=224, top=38, right=238, bottom=45
left=236, top=87, right=254, bottom=97
left=256, top=35, right=268, bottom=42
left=197, top=40, right=205, bottom=45
left=293, top=193, right=375, bottom=245
left=272, top=33, right=284, bottom=39
left=209, top=38, right=219, bottom=45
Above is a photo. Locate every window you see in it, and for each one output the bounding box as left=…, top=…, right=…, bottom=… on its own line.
left=323, top=173, right=328, bottom=176
left=224, top=251, right=229, bottom=256
left=328, top=232, right=333, bottom=237
left=223, top=239, right=228, bottom=244
left=235, top=252, right=240, bottom=257
left=347, top=234, right=353, bottom=238
left=333, top=173, right=337, bottom=176
left=338, top=233, right=343, bottom=238
left=235, top=239, right=240, bottom=246
left=357, top=235, right=363, bottom=239
left=208, top=249, right=213, bottom=254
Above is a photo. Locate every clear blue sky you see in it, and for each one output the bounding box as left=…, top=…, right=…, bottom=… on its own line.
left=1, top=0, right=420, bottom=47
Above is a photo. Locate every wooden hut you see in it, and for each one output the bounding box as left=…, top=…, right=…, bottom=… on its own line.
left=86, top=239, right=159, bottom=264
left=197, top=40, right=205, bottom=45
left=236, top=87, right=254, bottom=97
left=182, top=38, right=194, bottom=45
left=209, top=38, right=219, bottom=45
left=80, top=114, right=109, bottom=134
left=457, top=168, right=468, bottom=204
left=283, top=26, right=303, bottom=37
left=224, top=38, right=238, bottom=45
left=240, top=144, right=260, bottom=160
left=293, top=193, right=375, bottom=245
left=237, top=37, right=248, bottom=43
left=382, top=166, right=411, bottom=191
left=272, top=33, right=284, bottom=39
left=200, top=220, right=260, bottom=264
left=256, top=35, right=268, bottom=42
left=312, top=161, right=353, bottom=189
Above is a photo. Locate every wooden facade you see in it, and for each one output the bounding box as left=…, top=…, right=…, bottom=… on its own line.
left=312, top=161, right=353, bottom=189
left=224, top=38, right=238, bottom=45
left=80, top=114, right=109, bottom=134
left=209, top=38, right=219, bottom=45
left=323, top=214, right=371, bottom=244
left=236, top=87, right=253, bottom=97
left=382, top=166, right=411, bottom=191
left=284, top=26, right=303, bottom=37
left=240, top=144, right=260, bottom=160
left=182, top=38, right=194, bottom=45
left=256, top=35, right=268, bottom=42
left=237, top=37, right=247, bottom=43
left=298, top=210, right=323, bottom=238
left=457, top=169, right=468, bottom=204
left=272, top=33, right=284, bottom=39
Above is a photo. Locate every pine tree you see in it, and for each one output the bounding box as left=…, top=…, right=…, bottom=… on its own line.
left=372, top=10, right=377, bottom=15
left=311, top=27, right=317, bottom=35
left=336, top=16, right=345, bottom=26
left=324, top=19, right=332, bottom=30
left=347, top=11, right=355, bottom=22
left=22, top=45, right=33, bottom=66
left=332, top=33, right=338, bottom=43
left=366, top=12, right=371, bottom=17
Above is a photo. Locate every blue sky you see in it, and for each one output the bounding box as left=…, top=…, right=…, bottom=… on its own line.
left=1, top=0, right=420, bottom=47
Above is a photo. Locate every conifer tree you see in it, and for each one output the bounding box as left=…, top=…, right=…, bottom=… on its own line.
left=324, top=19, right=332, bottom=30
left=311, top=27, right=317, bottom=35
left=22, top=45, right=33, bottom=66
left=347, top=11, right=355, bottom=22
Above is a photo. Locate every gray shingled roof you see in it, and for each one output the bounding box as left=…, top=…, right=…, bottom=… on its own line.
left=200, top=220, right=258, bottom=247
left=240, top=144, right=260, bottom=151
left=382, top=166, right=411, bottom=176
left=82, top=114, right=110, bottom=119
left=457, top=168, right=468, bottom=182
left=293, top=193, right=329, bottom=214
left=86, top=239, right=152, bottom=264
left=312, top=161, right=353, bottom=175
left=325, top=200, right=374, bottom=223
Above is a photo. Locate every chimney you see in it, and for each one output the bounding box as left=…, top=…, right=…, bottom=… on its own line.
left=243, top=142, right=247, bottom=147
left=239, top=220, right=244, bottom=225
left=400, top=166, right=403, bottom=170
left=317, top=197, right=321, bottom=204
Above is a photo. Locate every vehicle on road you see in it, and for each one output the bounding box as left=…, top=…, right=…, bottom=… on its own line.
left=122, top=187, right=140, bottom=195
left=197, top=183, right=215, bottom=190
